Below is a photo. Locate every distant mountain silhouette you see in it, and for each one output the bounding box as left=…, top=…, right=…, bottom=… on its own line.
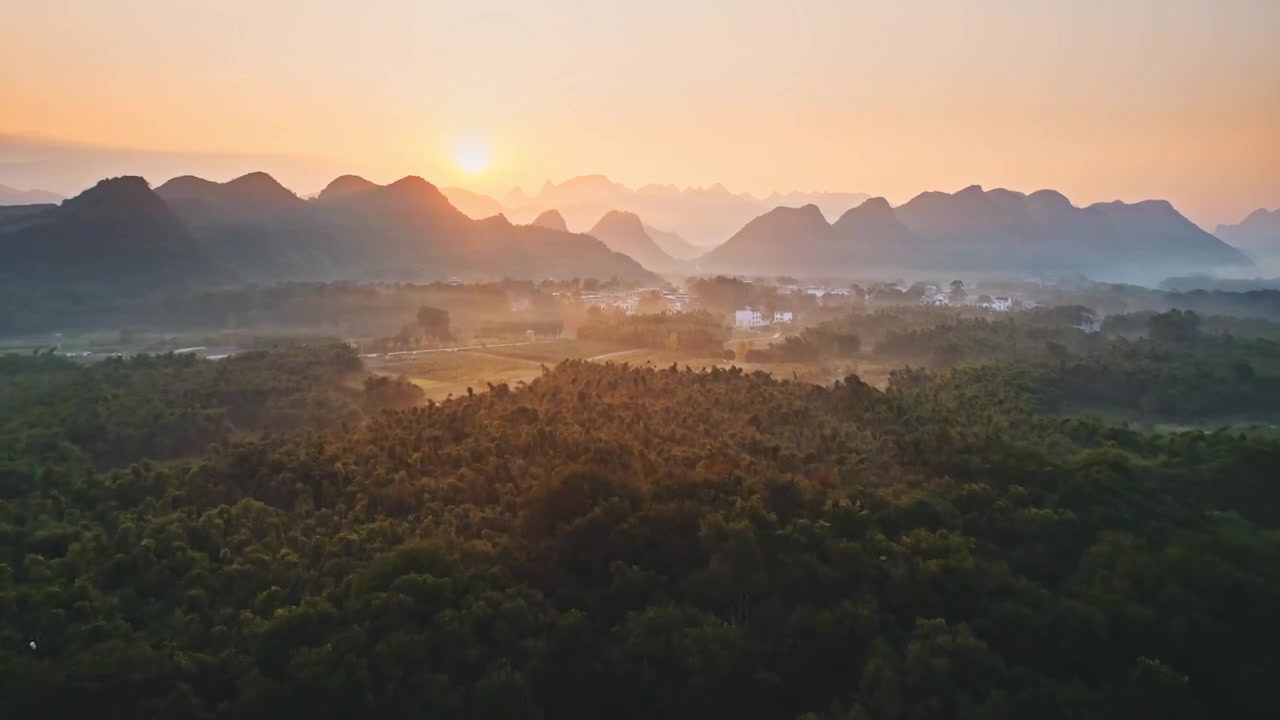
left=157, top=171, right=304, bottom=219
left=156, top=172, right=658, bottom=283
left=0, top=182, right=64, bottom=205
left=504, top=186, right=532, bottom=207
left=765, top=190, right=871, bottom=222
left=892, top=185, right=1121, bottom=268
left=587, top=211, right=684, bottom=274
left=830, top=197, right=929, bottom=265
left=1216, top=208, right=1280, bottom=262
left=700, top=204, right=835, bottom=275
left=702, top=186, right=1252, bottom=279
left=643, top=224, right=702, bottom=261
left=440, top=186, right=506, bottom=220
left=0, top=131, right=349, bottom=201
left=1, top=171, right=657, bottom=287
left=0, top=177, right=213, bottom=290
left=300, top=175, right=484, bottom=279
left=156, top=172, right=317, bottom=278
left=531, top=209, right=569, bottom=232
left=1086, top=199, right=1240, bottom=266
left=503, top=174, right=866, bottom=248
left=537, top=175, right=627, bottom=207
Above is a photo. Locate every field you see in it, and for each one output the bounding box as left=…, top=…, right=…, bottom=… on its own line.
left=364, top=334, right=914, bottom=402
left=0, top=327, right=309, bottom=358
left=364, top=338, right=640, bottom=401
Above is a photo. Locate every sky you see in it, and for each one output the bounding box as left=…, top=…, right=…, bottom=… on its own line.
left=2, top=0, right=1278, bottom=228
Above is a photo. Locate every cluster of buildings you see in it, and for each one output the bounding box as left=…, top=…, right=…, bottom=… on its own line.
left=734, top=308, right=794, bottom=329
left=919, top=285, right=1018, bottom=312
left=781, top=284, right=853, bottom=301
left=920, top=286, right=950, bottom=307
left=579, top=288, right=691, bottom=315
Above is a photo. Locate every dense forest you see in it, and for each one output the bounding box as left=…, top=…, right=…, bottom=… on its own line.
left=0, top=345, right=418, bottom=469
left=576, top=309, right=732, bottom=357
left=3, top=337, right=1279, bottom=718
left=747, top=306, right=1280, bottom=422
left=1023, top=282, right=1280, bottom=320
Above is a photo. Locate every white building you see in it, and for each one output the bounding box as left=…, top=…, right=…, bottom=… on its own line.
left=992, top=296, right=1013, bottom=312
left=662, top=291, right=690, bottom=312
left=735, top=308, right=766, bottom=328
left=773, top=311, right=794, bottom=324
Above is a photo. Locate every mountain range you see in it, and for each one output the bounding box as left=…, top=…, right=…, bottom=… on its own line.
left=440, top=186, right=506, bottom=220
left=1, top=172, right=1255, bottom=292
left=701, top=185, right=1252, bottom=279
left=493, top=175, right=871, bottom=248
left=761, top=190, right=875, bottom=224
left=0, top=182, right=63, bottom=205
left=0, top=177, right=210, bottom=290
left=586, top=211, right=685, bottom=274
left=642, top=224, right=702, bottom=261
left=0, top=172, right=659, bottom=293
left=525, top=205, right=701, bottom=262
left=530, top=209, right=569, bottom=232
left=1216, top=209, right=1280, bottom=264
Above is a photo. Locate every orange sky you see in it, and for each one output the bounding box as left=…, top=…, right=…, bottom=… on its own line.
left=2, top=0, right=1278, bottom=228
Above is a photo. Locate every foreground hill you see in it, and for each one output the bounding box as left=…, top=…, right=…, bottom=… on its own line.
left=587, top=210, right=685, bottom=274
left=0, top=176, right=214, bottom=291
left=702, top=185, right=1252, bottom=279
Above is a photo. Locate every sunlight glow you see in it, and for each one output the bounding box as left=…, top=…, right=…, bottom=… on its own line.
left=454, top=139, right=492, bottom=174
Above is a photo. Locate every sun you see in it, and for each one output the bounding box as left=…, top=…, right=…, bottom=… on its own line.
left=454, top=139, right=492, bottom=174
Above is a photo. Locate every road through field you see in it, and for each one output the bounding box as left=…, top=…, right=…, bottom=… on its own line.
left=359, top=339, right=557, bottom=359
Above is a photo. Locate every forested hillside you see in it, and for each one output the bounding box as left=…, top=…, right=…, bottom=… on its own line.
left=0, top=345, right=416, bottom=469
left=746, top=306, right=1280, bottom=422
left=576, top=310, right=731, bottom=356
left=3, top=347, right=1278, bottom=718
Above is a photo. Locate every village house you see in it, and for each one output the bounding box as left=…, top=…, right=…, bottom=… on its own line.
left=662, top=291, right=690, bottom=312
left=921, top=285, right=949, bottom=306
left=735, top=308, right=767, bottom=328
